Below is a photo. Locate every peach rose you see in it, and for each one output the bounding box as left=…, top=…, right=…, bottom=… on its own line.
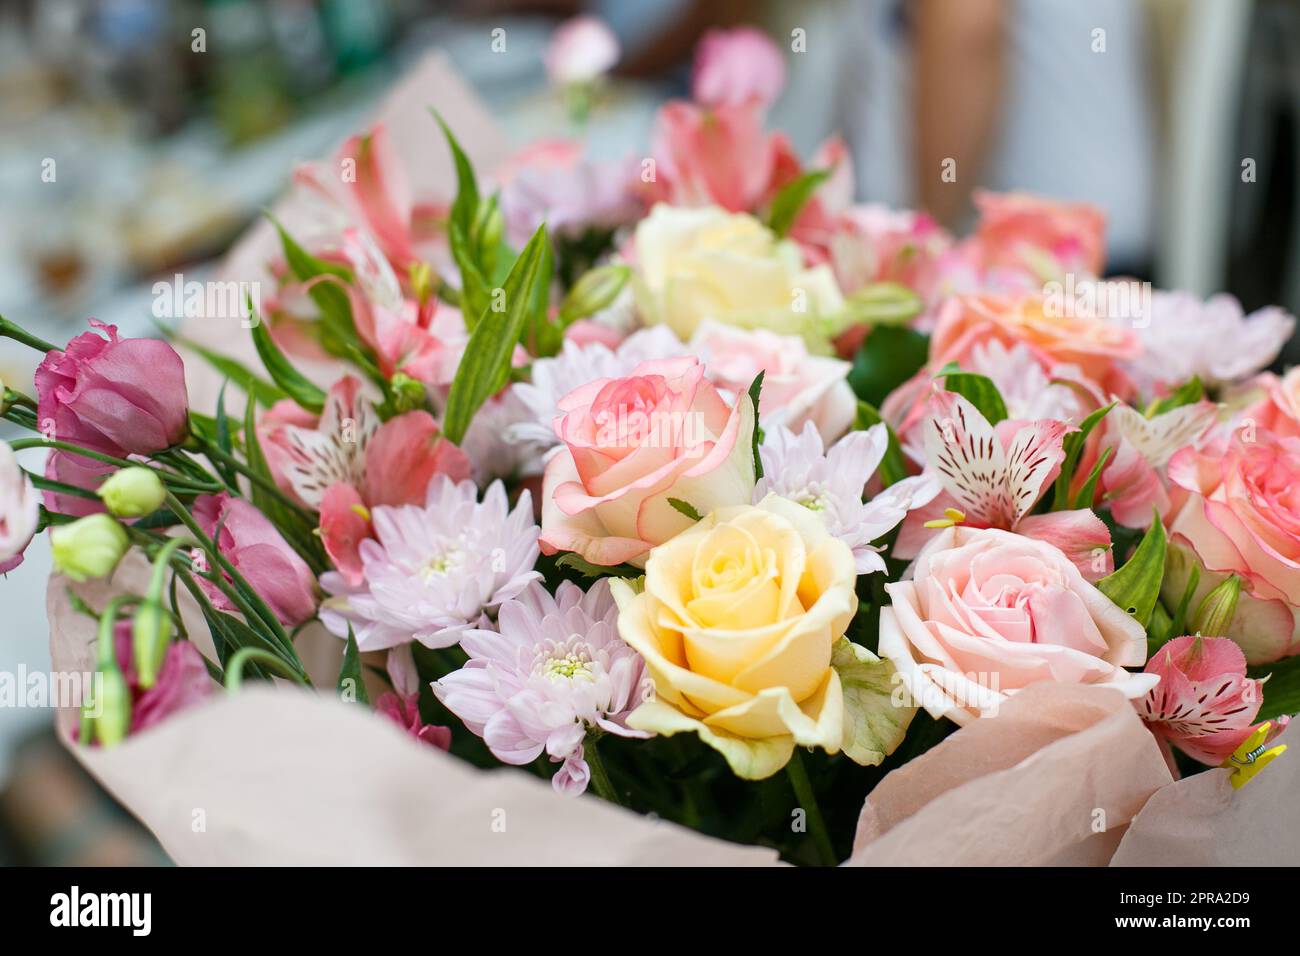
left=929, top=292, right=1140, bottom=399
left=1164, top=429, right=1300, bottom=663
left=879, top=526, right=1154, bottom=725
left=539, top=356, right=756, bottom=567
left=1239, top=368, right=1300, bottom=442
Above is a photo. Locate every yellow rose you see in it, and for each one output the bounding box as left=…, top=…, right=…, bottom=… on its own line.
left=632, top=204, right=845, bottom=348
left=612, top=495, right=892, bottom=779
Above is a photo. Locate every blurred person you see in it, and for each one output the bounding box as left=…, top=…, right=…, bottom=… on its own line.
left=839, top=0, right=1158, bottom=275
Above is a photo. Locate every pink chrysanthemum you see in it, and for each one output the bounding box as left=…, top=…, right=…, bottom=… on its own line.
left=320, top=477, right=540, bottom=650
left=433, top=579, right=650, bottom=795
left=756, top=422, right=940, bottom=573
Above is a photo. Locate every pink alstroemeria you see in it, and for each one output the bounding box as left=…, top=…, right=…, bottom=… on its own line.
left=1098, top=400, right=1218, bottom=528
left=896, top=389, right=1114, bottom=580
left=1137, top=635, right=1285, bottom=766
left=646, top=100, right=781, bottom=213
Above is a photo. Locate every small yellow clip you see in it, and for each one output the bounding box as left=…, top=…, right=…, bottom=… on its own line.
left=923, top=507, right=967, bottom=530
left=1222, top=721, right=1287, bottom=789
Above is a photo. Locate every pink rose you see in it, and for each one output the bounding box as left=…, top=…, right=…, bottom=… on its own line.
left=539, top=356, right=756, bottom=567
left=1239, top=368, right=1300, bottom=442
left=968, top=190, right=1107, bottom=279
left=879, top=526, right=1154, bottom=725
left=545, top=15, right=620, bottom=86
left=193, top=493, right=318, bottom=627
left=1138, top=635, right=1275, bottom=765
left=35, top=320, right=189, bottom=455
left=689, top=321, right=855, bottom=443
left=691, top=27, right=785, bottom=110
left=1165, top=429, right=1300, bottom=663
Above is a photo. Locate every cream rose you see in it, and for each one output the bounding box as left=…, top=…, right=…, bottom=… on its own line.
left=879, top=526, right=1155, bottom=725
left=612, top=495, right=886, bottom=779
left=633, top=204, right=845, bottom=345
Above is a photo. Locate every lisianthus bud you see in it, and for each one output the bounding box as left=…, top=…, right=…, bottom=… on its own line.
left=50, top=513, right=129, bottom=581
left=93, top=664, right=132, bottom=747
left=560, top=264, right=631, bottom=324
left=1192, top=574, right=1242, bottom=637
left=473, top=199, right=504, bottom=257
left=97, top=466, right=166, bottom=518
left=132, top=601, right=172, bottom=689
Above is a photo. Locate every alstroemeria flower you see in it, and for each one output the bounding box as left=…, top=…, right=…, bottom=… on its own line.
left=1137, top=635, right=1280, bottom=765
left=691, top=26, right=785, bottom=110
left=1098, top=400, right=1217, bottom=528
left=895, top=389, right=1114, bottom=580
left=435, top=579, right=649, bottom=795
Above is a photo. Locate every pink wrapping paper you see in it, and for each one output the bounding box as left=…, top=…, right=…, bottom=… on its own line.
left=1110, top=718, right=1300, bottom=866
left=848, top=683, right=1174, bottom=866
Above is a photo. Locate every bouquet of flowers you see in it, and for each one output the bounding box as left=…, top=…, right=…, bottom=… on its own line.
left=5, top=24, right=1299, bottom=866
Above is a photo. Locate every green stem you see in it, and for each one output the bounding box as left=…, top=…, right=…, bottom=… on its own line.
left=224, top=647, right=309, bottom=692
left=785, top=750, right=837, bottom=866
left=585, top=733, right=621, bottom=805
left=189, top=437, right=315, bottom=522
left=0, top=315, right=57, bottom=353
left=7, top=438, right=222, bottom=493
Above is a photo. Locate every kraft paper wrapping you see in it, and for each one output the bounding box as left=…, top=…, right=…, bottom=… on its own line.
left=848, top=684, right=1175, bottom=866
left=1109, top=718, right=1300, bottom=866
left=46, top=561, right=780, bottom=865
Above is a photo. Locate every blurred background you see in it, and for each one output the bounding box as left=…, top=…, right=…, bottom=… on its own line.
left=0, top=0, right=1297, bottom=864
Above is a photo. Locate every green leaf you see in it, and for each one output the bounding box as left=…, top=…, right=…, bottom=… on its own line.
left=249, top=310, right=327, bottom=414
left=847, top=326, right=930, bottom=408
left=554, top=552, right=642, bottom=580
left=767, top=168, right=829, bottom=237
left=853, top=401, right=909, bottom=487
left=1072, top=445, right=1114, bottom=510
left=1249, top=653, right=1300, bottom=721
left=442, top=225, right=548, bottom=444
left=211, top=381, right=240, bottom=488
left=449, top=220, right=491, bottom=328
left=1051, top=401, right=1115, bottom=510
left=271, top=219, right=356, bottom=350
left=938, top=370, right=1009, bottom=425
left=1097, top=513, right=1166, bottom=628
left=667, top=498, right=703, bottom=522
left=338, top=626, right=369, bottom=706
left=1148, top=375, right=1204, bottom=417
left=747, top=371, right=765, bottom=481
left=432, top=111, right=481, bottom=242
left=831, top=638, right=915, bottom=766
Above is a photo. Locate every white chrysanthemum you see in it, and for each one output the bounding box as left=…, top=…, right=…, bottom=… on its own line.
left=320, top=477, right=541, bottom=650
left=434, top=579, right=650, bottom=795
left=756, top=423, right=941, bottom=573
left=507, top=325, right=685, bottom=470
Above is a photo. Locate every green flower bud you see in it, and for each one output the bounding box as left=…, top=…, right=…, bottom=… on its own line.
left=1192, top=575, right=1242, bottom=638
left=560, top=264, right=632, bottom=324
left=93, top=664, right=132, bottom=747
left=50, top=513, right=129, bottom=582
left=388, top=373, right=426, bottom=414
left=97, top=466, right=166, bottom=518
left=132, top=601, right=172, bottom=689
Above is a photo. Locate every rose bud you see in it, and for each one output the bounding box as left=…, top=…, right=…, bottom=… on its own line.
left=36, top=320, right=189, bottom=455
left=97, top=466, right=166, bottom=518
left=51, top=513, right=129, bottom=582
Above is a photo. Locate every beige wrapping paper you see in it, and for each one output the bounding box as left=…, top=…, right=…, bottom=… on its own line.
left=848, top=683, right=1175, bottom=866
left=47, top=562, right=780, bottom=865
left=1109, top=718, right=1300, bottom=866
